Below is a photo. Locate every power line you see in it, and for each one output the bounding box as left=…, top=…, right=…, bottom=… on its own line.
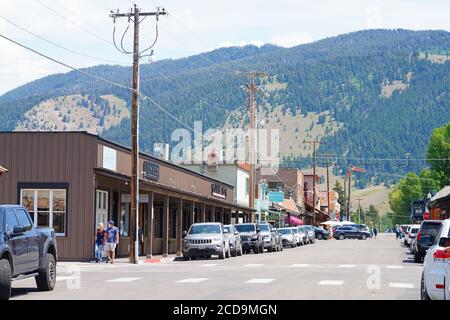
left=33, top=0, right=114, bottom=47
left=0, top=15, right=129, bottom=64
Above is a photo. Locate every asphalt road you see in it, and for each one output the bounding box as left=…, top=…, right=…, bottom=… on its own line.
left=11, top=233, right=422, bottom=300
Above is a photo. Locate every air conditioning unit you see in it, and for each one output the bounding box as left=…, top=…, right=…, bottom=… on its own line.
left=153, top=143, right=169, bottom=161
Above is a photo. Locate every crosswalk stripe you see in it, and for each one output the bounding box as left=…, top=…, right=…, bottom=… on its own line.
left=338, top=264, right=356, bottom=268
left=107, top=277, right=142, bottom=282
left=176, top=278, right=210, bottom=283
left=318, top=280, right=344, bottom=286
left=56, top=276, right=79, bottom=281
left=389, top=282, right=414, bottom=288
left=198, top=264, right=218, bottom=267
left=386, top=265, right=403, bottom=269
left=244, top=264, right=263, bottom=267
left=245, top=278, right=275, bottom=284
left=290, top=264, right=310, bottom=268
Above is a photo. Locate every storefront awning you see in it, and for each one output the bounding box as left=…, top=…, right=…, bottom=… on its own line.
left=285, top=215, right=303, bottom=226
left=429, top=186, right=450, bottom=207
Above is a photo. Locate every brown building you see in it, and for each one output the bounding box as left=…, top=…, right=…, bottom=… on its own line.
left=0, top=132, right=253, bottom=261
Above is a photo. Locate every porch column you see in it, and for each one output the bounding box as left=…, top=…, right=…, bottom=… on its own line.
left=202, top=203, right=206, bottom=222
left=191, top=202, right=195, bottom=226
left=211, top=206, right=216, bottom=222
left=221, top=207, right=225, bottom=223
left=162, top=195, right=169, bottom=257
left=235, top=210, right=240, bottom=224
left=147, top=191, right=154, bottom=258
left=176, top=198, right=183, bottom=256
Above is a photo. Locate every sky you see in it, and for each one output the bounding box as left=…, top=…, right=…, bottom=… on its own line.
left=0, top=0, right=449, bottom=95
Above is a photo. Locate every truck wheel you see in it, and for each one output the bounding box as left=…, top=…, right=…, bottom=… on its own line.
left=361, top=234, right=367, bottom=240
left=35, top=253, right=56, bottom=292
left=414, top=251, right=422, bottom=263
left=0, top=258, right=12, bottom=300
left=237, top=244, right=243, bottom=256
left=317, top=234, right=323, bottom=240
left=218, top=247, right=225, bottom=260
left=339, top=234, right=345, bottom=240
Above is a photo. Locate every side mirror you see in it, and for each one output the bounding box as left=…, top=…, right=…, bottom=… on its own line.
left=438, top=237, right=450, bottom=248
left=182, top=231, right=187, bottom=238
left=223, top=229, right=229, bottom=234
left=12, top=225, right=26, bottom=236
left=234, top=231, right=239, bottom=235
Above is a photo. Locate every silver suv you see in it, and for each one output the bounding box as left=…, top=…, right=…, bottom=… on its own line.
left=223, top=224, right=243, bottom=257
left=259, top=222, right=277, bottom=252
left=182, top=222, right=230, bottom=260
left=235, top=223, right=264, bottom=254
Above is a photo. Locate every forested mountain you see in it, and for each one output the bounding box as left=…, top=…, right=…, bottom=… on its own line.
left=1, top=29, right=450, bottom=188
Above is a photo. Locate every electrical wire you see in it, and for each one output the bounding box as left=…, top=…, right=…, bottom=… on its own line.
left=0, top=15, right=129, bottom=64
left=33, top=0, right=114, bottom=47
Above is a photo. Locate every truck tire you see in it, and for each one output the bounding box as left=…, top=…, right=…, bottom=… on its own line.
left=339, top=234, right=345, bottom=240
left=0, top=258, right=12, bottom=300
left=420, top=272, right=431, bottom=300
left=35, top=253, right=56, bottom=292
left=218, top=246, right=225, bottom=259
left=317, top=234, right=323, bottom=240
left=414, top=250, right=422, bottom=263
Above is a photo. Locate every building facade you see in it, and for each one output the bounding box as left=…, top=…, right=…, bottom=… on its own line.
left=0, top=132, right=253, bottom=261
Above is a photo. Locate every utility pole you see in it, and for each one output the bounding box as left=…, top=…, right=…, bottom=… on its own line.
left=306, top=139, right=323, bottom=225
left=110, top=5, right=167, bottom=264
left=356, top=198, right=363, bottom=224
left=347, top=169, right=352, bottom=221
left=243, top=71, right=268, bottom=217
left=318, top=154, right=335, bottom=219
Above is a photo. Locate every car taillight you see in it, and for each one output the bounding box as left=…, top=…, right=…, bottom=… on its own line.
left=417, top=232, right=422, bottom=241
left=433, top=249, right=450, bottom=261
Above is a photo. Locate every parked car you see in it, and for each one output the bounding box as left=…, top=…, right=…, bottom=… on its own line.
left=291, top=227, right=304, bottom=246
left=333, top=226, right=370, bottom=240
left=278, top=228, right=296, bottom=248
left=272, top=228, right=284, bottom=251
left=235, top=223, right=263, bottom=254
left=420, top=219, right=450, bottom=300
left=313, top=226, right=329, bottom=240
left=259, top=222, right=277, bottom=252
left=303, top=225, right=316, bottom=244
left=182, top=222, right=230, bottom=260
left=223, top=224, right=243, bottom=257
left=405, top=225, right=420, bottom=247
left=413, top=220, right=443, bottom=263
left=297, top=226, right=309, bottom=244
left=0, top=205, right=58, bottom=300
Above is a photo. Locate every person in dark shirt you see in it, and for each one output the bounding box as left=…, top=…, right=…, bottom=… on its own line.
left=105, top=220, right=120, bottom=264
left=93, top=223, right=106, bottom=263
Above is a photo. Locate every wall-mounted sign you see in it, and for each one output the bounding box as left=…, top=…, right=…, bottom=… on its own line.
left=211, top=183, right=227, bottom=199
left=121, top=194, right=149, bottom=203
left=143, top=161, right=160, bottom=181
left=269, top=190, right=284, bottom=203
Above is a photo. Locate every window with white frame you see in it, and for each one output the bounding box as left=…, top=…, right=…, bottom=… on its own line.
left=20, top=189, right=67, bottom=236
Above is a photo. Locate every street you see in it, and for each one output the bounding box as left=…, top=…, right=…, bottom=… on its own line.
left=10, top=233, right=422, bottom=300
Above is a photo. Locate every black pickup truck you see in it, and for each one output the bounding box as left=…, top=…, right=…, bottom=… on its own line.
left=0, top=205, right=57, bottom=300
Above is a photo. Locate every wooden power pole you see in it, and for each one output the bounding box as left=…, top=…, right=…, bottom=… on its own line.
left=110, top=5, right=167, bottom=264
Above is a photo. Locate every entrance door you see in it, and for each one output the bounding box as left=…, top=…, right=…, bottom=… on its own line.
left=96, top=190, right=108, bottom=227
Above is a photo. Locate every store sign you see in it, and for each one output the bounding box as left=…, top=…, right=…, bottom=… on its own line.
left=121, top=194, right=149, bottom=203
left=211, top=183, right=227, bottom=199
left=143, top=161, right=159, bottom=181
left=269, top=191, right=284, bottom=203
left=102, top=146, right=117, bottom=171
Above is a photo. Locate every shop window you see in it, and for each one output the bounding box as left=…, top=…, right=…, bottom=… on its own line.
left=120, top=203, right=130, bottom=237
left=20, top=189, right=67, bottom=236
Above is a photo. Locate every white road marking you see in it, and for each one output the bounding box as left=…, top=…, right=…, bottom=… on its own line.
left=290, top=264, right=310, bottom=268
left=318, top=280, right=344, bottom=286
left=176, top=278, right=210, bottom=283
left=56, top=276, right=79, bottom=281
left=245, top=278, right=275, bottom=284
left=244, top=264, right=263, bottom=267
left=338, top=264, right=356, bottom=268
left=107, top=277, right=142, bottom=282
left=198, top=264, right=218, bottom=267
left=389, top=282, right=414, bottom=289
left=386, top=265, right=403, bottom=269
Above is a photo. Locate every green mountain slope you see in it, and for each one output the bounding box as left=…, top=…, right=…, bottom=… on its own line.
left=1, top=29, right=449, bottom=187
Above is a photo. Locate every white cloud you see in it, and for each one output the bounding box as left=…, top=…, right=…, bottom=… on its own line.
left=366, top=5, right=382, bottom=29
left=270, top=32, right=314, bottom=48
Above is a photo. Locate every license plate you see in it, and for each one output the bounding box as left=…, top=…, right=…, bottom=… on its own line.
left=199, top=245, right=205, bottom=249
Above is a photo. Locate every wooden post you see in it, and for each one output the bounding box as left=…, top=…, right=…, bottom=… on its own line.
left=191, top=202, right=195, bottom=225
left=176, top=198, right=183, bottom=256
left=162, top=195, right=169, bottom=257
left=147, top=191, right=154, bottom=258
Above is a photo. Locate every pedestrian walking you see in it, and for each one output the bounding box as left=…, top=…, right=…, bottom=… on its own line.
left=373, top=226, right=378, bottom=238
left=93, top=223, right=106, bottom=263
left=105, top=220, right=120, bottom=264
left=395, top=225, right=400, bottom=239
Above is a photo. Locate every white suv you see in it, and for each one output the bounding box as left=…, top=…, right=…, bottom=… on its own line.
left=421, top=219, right=450, bottom=300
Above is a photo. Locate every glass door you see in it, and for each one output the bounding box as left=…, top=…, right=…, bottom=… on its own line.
left=96, top=190, right=108, bottom=227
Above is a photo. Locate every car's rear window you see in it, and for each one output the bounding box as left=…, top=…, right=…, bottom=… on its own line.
left=421, top=222, right=442, bottom=236
left=235, top=224, right=256, bottom=232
